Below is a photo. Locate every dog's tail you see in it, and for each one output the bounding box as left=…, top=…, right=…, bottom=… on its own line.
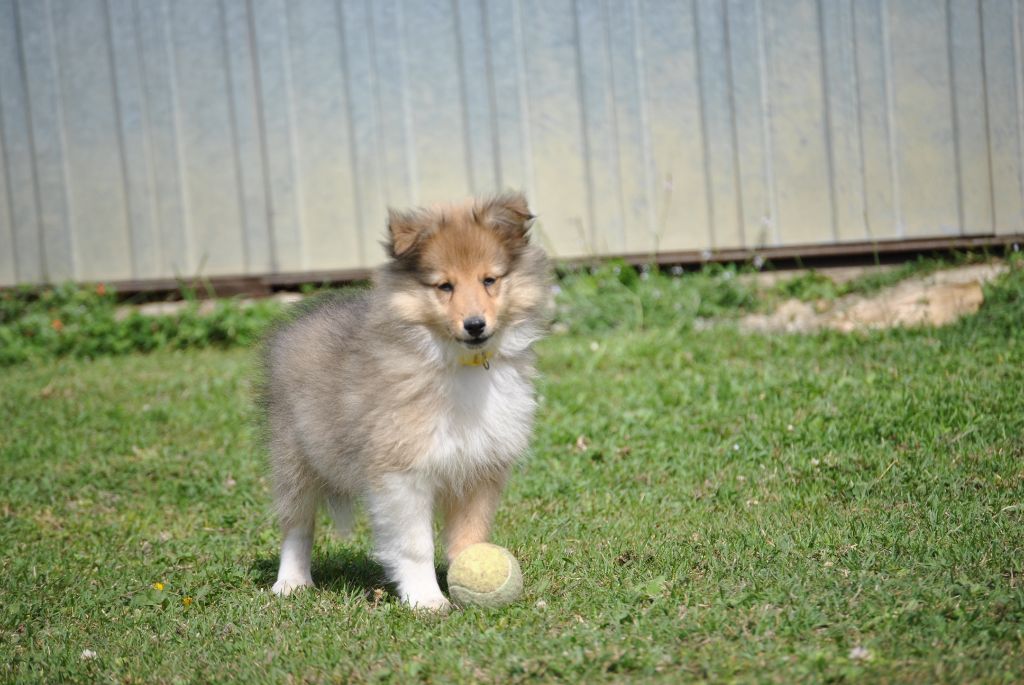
left=327, top=493, right=356, bottom=539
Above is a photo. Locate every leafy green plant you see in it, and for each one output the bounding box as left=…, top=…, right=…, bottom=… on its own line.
left=766, top=253, right=990, bottom=305
left=0, top=284, right=285, bottom=366
left=0, top=253, right=1013, bottom=367
left=769, top=270, right=841, bottom=301
left=554, top=260, right=759, bottom=335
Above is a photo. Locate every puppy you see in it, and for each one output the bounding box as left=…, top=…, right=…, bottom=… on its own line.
left=262, top=192, right=550, bottom=610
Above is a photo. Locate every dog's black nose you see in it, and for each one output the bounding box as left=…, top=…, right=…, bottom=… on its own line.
left=463, top=317, right=486, bottom=337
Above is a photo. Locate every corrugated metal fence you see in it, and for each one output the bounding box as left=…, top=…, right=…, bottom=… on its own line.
left=1, top=0, right=1022, bottom=287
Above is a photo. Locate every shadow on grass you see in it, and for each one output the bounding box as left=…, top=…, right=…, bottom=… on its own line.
left=251, top=547, right=450, bottom=599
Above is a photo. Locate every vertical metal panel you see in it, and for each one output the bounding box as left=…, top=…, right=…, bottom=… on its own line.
left=0, top=112, right=14, bottom=284
left=287, top=0, right=362, bottom=269
left=889, top=0, right=960, bottom=237
left=821, top=0, right=869, bottom=242
left=982, top=0, right=1024, bottom=235
left=52, top=0, right=133, bottom=281
left=638, top=0, right=711, bottom=253
left=764, top=0, right=835, bottom=245
left=454, top=0, right=500, bottom=195
left=696, top=0, right=742, bottom=249
left=134, top=0, right=189, bottom=280
left=728, top=0, right=773, bottom=249
left=1017, top=0, right=1024, bottom=237
left=19, top=0, right=76, bottom=281
left=108, top=0, right=160, bottom=279
left=607, top=0, right=656, bottom=255
left=222, top=0, right=273, bottom=274
left=369, top=0, right=416, bottom=212
left=0, top=0, right=39, bottom=285
left=251, top=0, right=303, bottom=272
left=403, top=0, right=471, bottom=203
left=340, top=0, right=385, bottom=264
left=520, top=0, right=590, bottom=256
left=852, top=0, right=899, bottom=241
left=169, top=0, right=248, bottom=276
left=948, top=0, right=994, bottom=235
left=482, top=0, right=532, bottom=200
left=1, top=0, right=1022, bottom=288
left=574, top=0, right=624, bottom=255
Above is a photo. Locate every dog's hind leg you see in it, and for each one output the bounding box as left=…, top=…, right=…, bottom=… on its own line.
left=271, top=451, right=319, bottom=596
left=272, top=495, right=317, bottom=596
left=326, top=492, right=355, bottom=538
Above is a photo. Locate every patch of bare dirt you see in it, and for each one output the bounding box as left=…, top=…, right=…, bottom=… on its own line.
left=114, top=291, right=304, bottom=321
left=740, top=262, right=1006, bottom=334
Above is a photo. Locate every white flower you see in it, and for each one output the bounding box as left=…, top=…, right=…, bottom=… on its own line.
left=849, top=646, right=870, bottom=661
left=81, top=649, right=97, bottom=661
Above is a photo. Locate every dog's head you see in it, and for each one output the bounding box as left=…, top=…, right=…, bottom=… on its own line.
left=380, top=192, right=545, bottom=351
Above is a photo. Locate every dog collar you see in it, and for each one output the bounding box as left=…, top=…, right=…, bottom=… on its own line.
left=459, top=350, right=493, bottom=369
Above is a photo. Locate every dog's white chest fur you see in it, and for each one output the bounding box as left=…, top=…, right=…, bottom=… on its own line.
left=421, top=363, right=535, bottom=486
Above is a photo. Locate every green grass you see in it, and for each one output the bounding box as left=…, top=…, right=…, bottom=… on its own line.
left=0, top=252, right=989, bottom=367
left=2, top=260, right=1023, bottom=683
left=0, top=282, right=283, bottom=366
left=764, top=253, right=986, bottom=304
left=554, top=261, right=759, bottom=336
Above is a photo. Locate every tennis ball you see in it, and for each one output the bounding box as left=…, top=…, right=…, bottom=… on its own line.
left=447, top=543, right=523, bottom=608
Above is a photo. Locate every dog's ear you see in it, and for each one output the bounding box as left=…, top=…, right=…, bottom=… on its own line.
left=476, top=192, right=534, bottom=247
left=386, top=208, right=428, bottom=258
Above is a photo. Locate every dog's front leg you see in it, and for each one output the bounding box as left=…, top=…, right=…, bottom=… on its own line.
left=442, top=473, right=506, bottom=564
left=366, top=472, right=450, bottom=611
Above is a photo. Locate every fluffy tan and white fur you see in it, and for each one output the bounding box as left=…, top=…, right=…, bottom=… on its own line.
left=262, top=192, right=550, bottom=610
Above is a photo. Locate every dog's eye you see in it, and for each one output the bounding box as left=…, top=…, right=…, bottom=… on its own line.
left=437, top=282, right=454, bottom=293
left=482, top=277, right=497, bottom=287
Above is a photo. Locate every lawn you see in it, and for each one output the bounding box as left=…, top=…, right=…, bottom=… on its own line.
left=2, top=262, right=1023, bottom=683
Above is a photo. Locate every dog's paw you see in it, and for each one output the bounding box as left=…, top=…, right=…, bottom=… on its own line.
left=272, top=576, right=313, bottom=597
left=406, top=595, right=452, bottom=614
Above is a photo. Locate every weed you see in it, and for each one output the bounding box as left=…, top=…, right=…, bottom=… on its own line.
left=554, top=260, right=758, bottom=335
left=0, top=285, right=283, bottom=366
left=766, top=253, right=988, bottom=305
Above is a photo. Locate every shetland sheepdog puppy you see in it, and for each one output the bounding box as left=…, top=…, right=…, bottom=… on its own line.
left=262, top=192, right=550, bottom=610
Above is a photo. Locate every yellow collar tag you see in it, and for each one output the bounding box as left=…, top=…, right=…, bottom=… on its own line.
left=459, top=351, right=493, bottom=369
